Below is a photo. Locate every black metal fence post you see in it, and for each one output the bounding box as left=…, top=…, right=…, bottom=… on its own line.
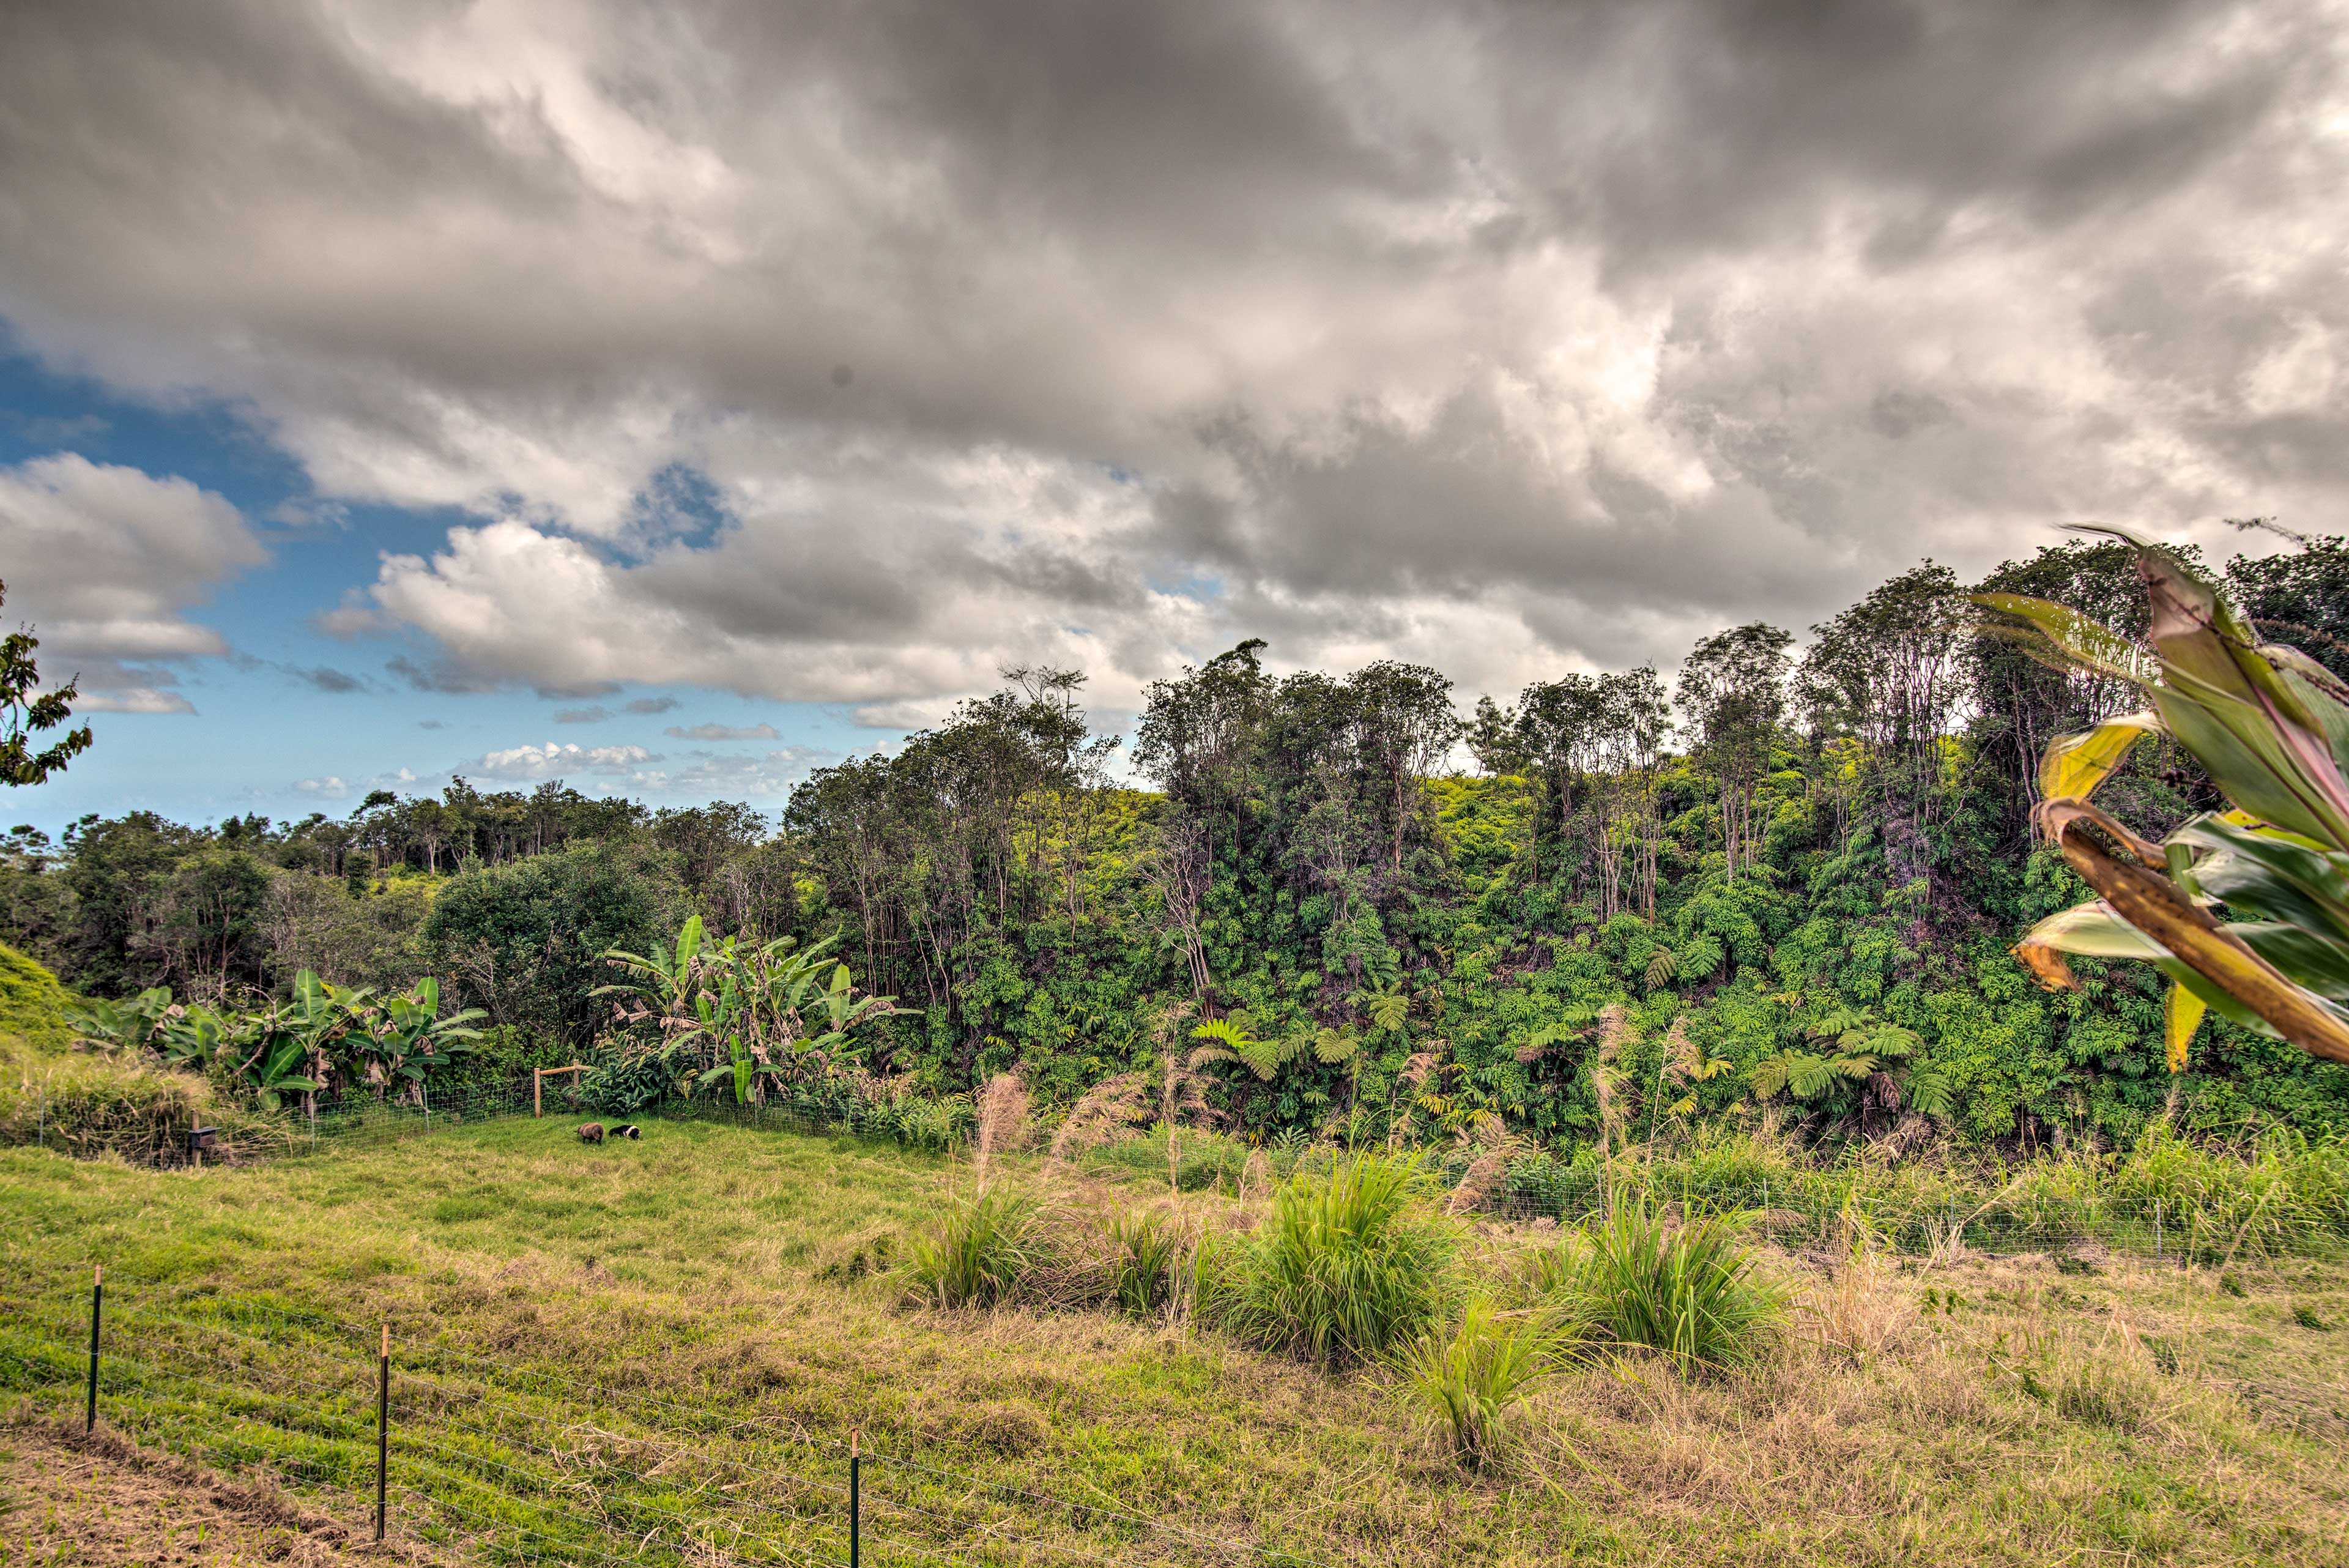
left=85, top=1265, right=101, bottom=1433
left=850, top=1429, right=862, bottom=1568
left=375, top=1325, right=390, bottom=1542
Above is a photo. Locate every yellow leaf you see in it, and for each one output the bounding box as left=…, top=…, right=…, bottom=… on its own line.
left=2038, top=710, right=2162, bottom=804
left=2164, top=981, right=2205, bottom=1073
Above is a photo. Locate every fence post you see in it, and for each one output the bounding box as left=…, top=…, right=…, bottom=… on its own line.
left=533, top=1069, right=543, bottom=1118
left=85, top=1265, right=102, bottom=1433
left=375, top=1325, right=390, bottom=1543
left=849, top=1430, right=862, bottom=1568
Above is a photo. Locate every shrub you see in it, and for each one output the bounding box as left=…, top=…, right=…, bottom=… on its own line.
left=1539, top=1201, right=1784, bottom=1375
left=577, top=1050, right=678, bottom=1114
left=422, top=844, right=676, bottom=1052
left=1391, top=1298, right=1553, bottom=1470
left=900, top=1188, right=1048, bottom=1309
left=1228, top=1150, right=1458, bottom=1367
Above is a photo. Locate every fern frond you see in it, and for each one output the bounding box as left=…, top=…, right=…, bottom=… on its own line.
left=1313, top=1027, right=1361, bottom=1065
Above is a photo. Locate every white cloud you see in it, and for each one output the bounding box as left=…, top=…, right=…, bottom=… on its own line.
left=294, top=775, right=351, bottom=797
left=473, top=739, right=661, bottom=780
left=78, top=687, right=199, bottom=716
left=0, top=454, right=262, bottom=709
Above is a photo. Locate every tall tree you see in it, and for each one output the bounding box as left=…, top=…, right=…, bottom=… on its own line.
left=1676, top=623, right=1792, bottom=882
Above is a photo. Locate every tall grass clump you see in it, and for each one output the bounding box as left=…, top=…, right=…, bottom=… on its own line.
left=1391, top=1298, right=1553, bottom=1470
left=2102, top=1121, right=2349, bottom=1260
left=899, top=1187, right=1048, bottom=1309
left=1104, top=1208, right=1188, bottom=1318
left=1228, top=1150, right=1457, bottom=1367
left=1540, top=1201, right=1783, bottom=1375
left=1, top=1031, right=288, bottom=1162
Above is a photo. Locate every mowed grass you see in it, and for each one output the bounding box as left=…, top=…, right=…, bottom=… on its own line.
left=1, top=1117, right=2346, bottom=1566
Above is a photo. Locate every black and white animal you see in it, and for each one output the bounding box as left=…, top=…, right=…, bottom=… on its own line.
left=612, top=1123, right=642, bottom=1140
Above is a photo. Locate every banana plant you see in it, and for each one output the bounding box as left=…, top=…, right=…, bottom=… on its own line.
left=219, top=1008, right=322, bottom=1113
left=63, top=987, right=176, bottom=1053
left=700, top=1031, right=762, bottom=1102
left=601, top=921, right=896, bottom=1098
left=155, top=1005, right=232, bottom=1070
left=241, top=970, right=368, bottom=1110
left=363, top=977, right=487, bottom=1093
left=1984, top=530, right=2349, bottom=1069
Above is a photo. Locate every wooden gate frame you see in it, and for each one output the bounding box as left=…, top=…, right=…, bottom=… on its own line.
left=533, top=1063, right=587, bottom=1117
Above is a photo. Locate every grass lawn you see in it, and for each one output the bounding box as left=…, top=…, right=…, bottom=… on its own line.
left=1, top=1115, right=2345, bottom=1566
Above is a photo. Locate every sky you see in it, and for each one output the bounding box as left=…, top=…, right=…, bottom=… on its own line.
left=1, top=0, right=2345, bottom=833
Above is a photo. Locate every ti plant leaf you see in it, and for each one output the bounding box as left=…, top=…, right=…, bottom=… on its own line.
left=1989, top=529, right=2349, bottom=1067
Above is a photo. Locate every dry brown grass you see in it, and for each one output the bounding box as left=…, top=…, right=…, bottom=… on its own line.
left=971, top=1072, right=1030, bottom=1191
left=1798, top=1241, right=1917, bottom=1362
left=0, top=1422, right=455, bottom=1566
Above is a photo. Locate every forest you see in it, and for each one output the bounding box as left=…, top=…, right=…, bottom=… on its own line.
left=13, top=533, right=2349, bottom=1154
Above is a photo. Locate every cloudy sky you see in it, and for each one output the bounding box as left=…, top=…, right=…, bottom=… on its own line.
left=2, top=0, right=2344, bottom=828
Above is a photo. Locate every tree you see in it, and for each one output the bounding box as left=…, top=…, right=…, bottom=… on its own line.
left=0, top=580, right=92, bottom=786
left=1676, top=623, right=1792, bottom=881
left=1347, top=661, right=1462, bottom=874
left=1796, top=563, right=1969, bottom=893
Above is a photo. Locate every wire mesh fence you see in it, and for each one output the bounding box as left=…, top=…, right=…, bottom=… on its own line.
left=0, top=1273, right=1325, bottom=1568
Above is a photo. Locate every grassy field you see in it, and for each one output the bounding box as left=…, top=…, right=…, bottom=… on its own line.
left=2, top=1117, right=2347, bottom=1566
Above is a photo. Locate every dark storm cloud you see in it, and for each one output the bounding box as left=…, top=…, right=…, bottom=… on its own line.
left=0, top=0, right=2342, bottom=706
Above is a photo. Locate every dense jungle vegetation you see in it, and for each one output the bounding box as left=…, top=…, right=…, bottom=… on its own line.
left=13, top=535, right=2349, bottom=1154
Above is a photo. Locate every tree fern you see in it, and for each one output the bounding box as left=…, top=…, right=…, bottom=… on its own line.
left=1191, top=1016, right=1303, bottom=1081
left=1313, top=1026, right=1362, bottom=1065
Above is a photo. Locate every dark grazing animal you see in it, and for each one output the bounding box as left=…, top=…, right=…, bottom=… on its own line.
left=612, top=1123, right=642, bottom=1139
left=577, top=1123, right=605, bottom=1144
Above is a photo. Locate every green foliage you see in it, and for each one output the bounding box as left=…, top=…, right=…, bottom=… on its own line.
left=900, top=1187, right=1049, bottom=1309
left=576, top=1049, right=677, bottom=1114
left=1535, top=1202, right=1784, bottom=1375
left=423, top=842, right=677, bottom=1049
left=0, top=1030, right=284, bottom=1161
left=64, top=967, right=482, bottom=1113
left=1390, top=1297, right=1553, bottom=1470
left=1225, top=1150, right=1458, bottom=1367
